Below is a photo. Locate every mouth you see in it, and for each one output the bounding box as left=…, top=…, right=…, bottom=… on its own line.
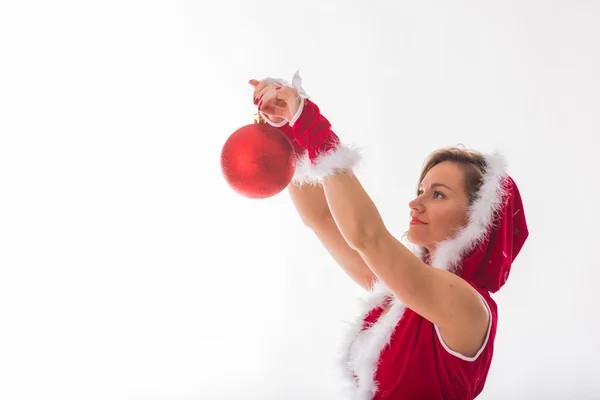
left=410, top=217, right=427, bottom=225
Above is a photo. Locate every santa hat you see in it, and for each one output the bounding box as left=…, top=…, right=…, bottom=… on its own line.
left=416, top=150, right=529, bottom=292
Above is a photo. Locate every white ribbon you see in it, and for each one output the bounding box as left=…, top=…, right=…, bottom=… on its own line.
left=259, top=70, right=310, bottom=99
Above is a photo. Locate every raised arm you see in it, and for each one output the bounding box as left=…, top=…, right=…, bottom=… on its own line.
left=250, top=73, right=489, bottom=357
left=249, top=75, right=377, bottom=291
left=288, top=183, right=377, bottom=291
left=321, top=170, right=489, bottom=358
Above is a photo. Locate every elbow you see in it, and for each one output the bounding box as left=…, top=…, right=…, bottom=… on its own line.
left=346, top=235, right=374, bottom=252
left=342, top=210, right=388, bottom=251
left=299, top=214, right=316, bottom=228
left=345, top=225, right=387, bottom=252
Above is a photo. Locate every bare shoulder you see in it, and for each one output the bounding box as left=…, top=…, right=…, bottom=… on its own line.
left=434, top=282, right=495, bottom=360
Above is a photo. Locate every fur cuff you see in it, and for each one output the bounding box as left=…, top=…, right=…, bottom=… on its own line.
left=291, top=143, right=361, bottom=186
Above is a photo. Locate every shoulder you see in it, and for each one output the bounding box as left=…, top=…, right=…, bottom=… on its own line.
left=434, top=283, right=498, bottom=363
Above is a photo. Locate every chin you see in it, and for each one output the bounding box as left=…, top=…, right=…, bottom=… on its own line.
left=406, top=230, right=425, bottom=247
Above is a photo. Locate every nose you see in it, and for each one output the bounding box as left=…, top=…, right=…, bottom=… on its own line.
left=408, top=196, right=424, bottom=215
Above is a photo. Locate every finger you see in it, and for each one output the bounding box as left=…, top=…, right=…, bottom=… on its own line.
left=260, top=98, right=288, bottom=119
left=249, top=79, right=259, bottom=87
left=258, top=88, right=287, bottom=114
left=255, top=84, right=278, bottom=105
left=258, top=87, right=278, bottom=108
left=253, top=82, right=271, bottom=103
left=261, top=112, right=285, bottom=123
left=275, top=85, right=298, bottom=102
left=261, top=103, right=288, bottom=119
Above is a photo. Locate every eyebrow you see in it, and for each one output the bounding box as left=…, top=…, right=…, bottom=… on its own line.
left=419, top=183, right=455, bottom=192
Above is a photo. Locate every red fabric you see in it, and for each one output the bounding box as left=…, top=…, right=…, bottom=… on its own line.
left=285, top=98, right=340, bottom=162
left=360, top=285, right=497, bottom=400
left=273, top=122, right=306, bottom=157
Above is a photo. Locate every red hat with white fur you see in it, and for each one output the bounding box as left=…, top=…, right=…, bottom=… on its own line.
left=417, top=152, right=529, bottom=293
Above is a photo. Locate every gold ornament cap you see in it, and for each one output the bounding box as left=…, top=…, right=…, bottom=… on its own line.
left=254, top=112, right=265, bottom=124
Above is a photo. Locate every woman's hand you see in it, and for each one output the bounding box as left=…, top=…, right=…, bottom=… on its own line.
left=249, top=79, right=301, bottom=123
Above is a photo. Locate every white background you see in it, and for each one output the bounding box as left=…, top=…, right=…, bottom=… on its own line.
left=1, top=1, right=598, bottom=399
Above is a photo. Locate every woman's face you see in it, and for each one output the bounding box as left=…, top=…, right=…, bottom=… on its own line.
left=407, top=161, right=470, bottom=254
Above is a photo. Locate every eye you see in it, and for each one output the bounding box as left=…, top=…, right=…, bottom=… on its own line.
left=417, top=189, right=444, bottom=199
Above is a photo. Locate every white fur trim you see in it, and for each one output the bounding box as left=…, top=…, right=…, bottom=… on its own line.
left=291, top=143, right=362, bottom=186
left=338, top=280, right=403, bottom=400
left=433, top=292, right=492, bottom=361
left=337, top=150, right=508, bottom=399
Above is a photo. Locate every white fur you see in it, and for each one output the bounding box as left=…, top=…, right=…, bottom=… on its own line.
left=337, top=281, right=389, bottom=394
left=291, top=143, right=362, bottom=186
left=340, top=280, right=408, bottom=400
left=338, top=151, right=509, bottom=399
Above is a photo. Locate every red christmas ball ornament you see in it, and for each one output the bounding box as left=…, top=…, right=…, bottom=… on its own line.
left=221, top=115, right=296, bottom=199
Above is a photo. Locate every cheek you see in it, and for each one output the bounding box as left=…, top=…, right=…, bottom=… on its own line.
left=431, top=206, right=468, bottom=235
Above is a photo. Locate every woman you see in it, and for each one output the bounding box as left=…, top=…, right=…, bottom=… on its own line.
left=249, top=72, right=529, bottom=400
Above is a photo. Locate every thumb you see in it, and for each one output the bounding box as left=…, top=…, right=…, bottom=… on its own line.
left=248, top=79, right=259, bottom=87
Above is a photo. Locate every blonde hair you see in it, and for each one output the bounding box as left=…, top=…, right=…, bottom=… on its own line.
left=418, top=145, right=487, bottom=203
